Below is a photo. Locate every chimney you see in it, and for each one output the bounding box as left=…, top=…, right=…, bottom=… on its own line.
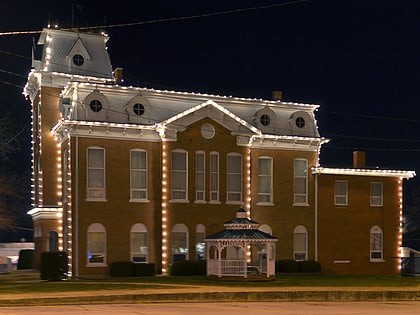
left=353, top=151, right=366, bottom=168
left=113, top=67, right=123, bottom=84
left=272, top=90, right=282, bottom=101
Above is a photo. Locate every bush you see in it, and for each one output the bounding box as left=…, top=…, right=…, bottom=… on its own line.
left=110, top=261, right=134, bottom=277
left=40, top=252, right=68, bottom=281
left=170, top=260, right=206, bottom=276
left=17, top=249, right=35, bottom=270
left=133, top=263, right=156, bottom=276
left=276, top=259, right=299, bottom=273
left=298, top=260, right=321, bottom=273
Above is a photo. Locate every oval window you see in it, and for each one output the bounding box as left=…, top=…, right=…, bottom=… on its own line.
left=133, top=103, right=145, bottom=116
left=72, top=54, right=85, bottom=66
left=260, top=114, right=271, bottom=126
left=201, top=123, right=215, bottom=139
left=295, top=117, right=305, bottom=128
left=90, top=100, right=102, bottom=112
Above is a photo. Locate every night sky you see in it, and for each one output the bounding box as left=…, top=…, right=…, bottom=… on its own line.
left=0, top=0, right=419, bottom=241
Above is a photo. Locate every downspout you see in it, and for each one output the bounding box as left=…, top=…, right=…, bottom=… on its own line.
left=74, top=131, right=79, bottom=277
left=314, top=173, right=318, bottom=262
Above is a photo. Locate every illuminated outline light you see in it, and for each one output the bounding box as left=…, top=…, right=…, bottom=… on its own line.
left=312, top=167, right=415, bottom=178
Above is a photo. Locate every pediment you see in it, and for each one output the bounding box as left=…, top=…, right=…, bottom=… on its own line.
left=66, top=38, right=91, bottom=61
left=161, top=100, right=261, bottom=136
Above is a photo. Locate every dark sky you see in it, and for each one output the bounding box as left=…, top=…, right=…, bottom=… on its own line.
left=0, top=0, right=419, bottom=240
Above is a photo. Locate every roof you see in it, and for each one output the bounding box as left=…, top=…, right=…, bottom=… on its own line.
left=311, top=167, right=415, bottom=179
left=205, top=229, right=278, bottom=241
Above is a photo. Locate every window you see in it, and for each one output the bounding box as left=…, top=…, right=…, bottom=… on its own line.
left=87, top=147, right=105, bottom=200
left=227, top=153, right=242, bottom=202
left=260, top=114, right=271, bottom=126
left=293, top=225, right=307, bottom=261
left=130, top=149, right=147, bottom=201
left=295, top=117, right=305, bottom=128
left=196, top=151, right=205, bottom=201
left=195, top=224, right=206, bottom=260
left=171, top=150, right=188, bottom=200
left=258, top=157, right=273, bottom=203
left=72, top=54, right=84, bottom=66
left=89, top=99, right=102, bottom=112
left=130, top=223, right=148, bottom=263
left=87, top=223, right=106, bottom=265
left=334, top=180, right=348, bottom=205
left=201, top=123, right=215, bottom=139
left=294, top=159, right=308, bottom=204
left=370, top=182, right=383, bottom=206
left=172, top=224, right=189, bottom=261
left=370, top=226, right=383, bottom=261
left=210, top=152, right=219, bottom=202
left=133, top=103, right=145, bottom=116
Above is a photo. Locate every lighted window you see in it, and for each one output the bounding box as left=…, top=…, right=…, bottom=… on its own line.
left=172, top=224, right=189, bottom=262
left=195, top=224, right=206, bottom=260
left=195, top=151, right=205, bottom=202
left=227, top=153, right=242, bottom=202
left=293, top=159, right=308, bottom=204
left=209, top=152, right=219, bottom=202
left=87, top=147, right=106, bottom=200
left=370, top=182, right=383, bottom=206
left=130, top=223, right=148, bottom=263
left=171, top=150, right=188, bottom=200
left=130, top=149, right=147, bottom=201
left=133, top=103, right=145, bottom=116
left=334, top=180, right=348, bottom=205
left=258, top=157, right=273, bottom=203
left=72, top=54, right=84, bottom=66
left=87, top=223, right=106, bottom=265
left=293, top=225, right=307, bottom=261
left=89, top=99, right=102, bottom=112
left=370, top=226, right=383, bottom=261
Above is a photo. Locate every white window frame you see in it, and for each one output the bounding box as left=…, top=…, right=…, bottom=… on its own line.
left=130, top=223, right=148, bottom=263
left=195, top=224, right=206, bottom=260
left=172, top=223, right=189, bottom=262
left=130, top=149, right=148, bottom=202
left=171, top=150, right=188, bottom=202
left=86, top=147, right=106, bottom=201
left=334, top=180, right=348, bottom=206
left=293, top=159, right=308, bottom=205
left=370, top=226, right=383, bottom=262
left=257, top=156, right=273, bottom=205
left=227, top=153, right=243, bottom=203
left=370, top=182, right=383, bottom=206
left=209, top=151, right=219, bottom=203
left=87, top=223, right=106, bottom=266
left=293, top=225, right=308, bottom=261
left=195, top=151, right=205, bottom=202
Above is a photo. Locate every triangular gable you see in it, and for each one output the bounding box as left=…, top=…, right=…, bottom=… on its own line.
left=159, top=100, right=262, bottom=136
left=66, top=37, right=91, bottom=60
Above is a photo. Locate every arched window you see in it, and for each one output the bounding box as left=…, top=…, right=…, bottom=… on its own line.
left=87, top=147, right=106, bottom=200
left=48, top=231, right=58, bottom=252
left=195, top=224, right=206, bottom=260
left=130, top=223, right=148, bottom=263
left=172, top=224, right=189, bottom=261
left=171, top=150, right=188, bottom=201
left=293, top=159, right=308, bottom=205
left=209, top=152, right=219, bottom=202
left=259, top=224, right=273, bottom=235
left=258, top=157, right=273, bottom=204
left=87, top=223, right=106, bottom=265
left=130, top=149, right=148, bottom=201
left=227, top=153, right=242, bottom=202
left=195, top=151, right=205, bottom=202
left=370, top=226, right=383, bottom=261
left=293, top=225, right=307, bottom=261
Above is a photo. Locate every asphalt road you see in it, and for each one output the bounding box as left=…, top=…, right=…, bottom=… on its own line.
left=1, top=302, right=420, bottom=314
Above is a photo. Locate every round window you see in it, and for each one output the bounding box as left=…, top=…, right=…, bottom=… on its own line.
left=72, top=54, right=84, bottom=66
left=201, top=123, right=215, bottom=139
left=260, top=114, right=271, bottom=126
left=90, top=99, right=102, bottom=112
left=295, top=117, right=305, bottom=128
left=133, top=103, right=145, bottom=116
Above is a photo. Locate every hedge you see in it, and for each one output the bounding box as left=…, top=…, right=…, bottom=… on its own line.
left=17, top=249, right=35, bottom=270
left=40, top=251, right=68, bottom=281
left=276, top=259, right=299, bottom=273
left=110, top=261, right=156, bottom=277
left=298, top=260, right=321, bottom=273
left=169, top=260, right=206, bottom=276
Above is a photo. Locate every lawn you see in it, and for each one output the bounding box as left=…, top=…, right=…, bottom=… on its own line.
left=0, top=271, right=419, bottom=294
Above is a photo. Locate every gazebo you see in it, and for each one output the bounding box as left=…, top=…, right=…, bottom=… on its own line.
left=205, top=208, right=278, bottom=279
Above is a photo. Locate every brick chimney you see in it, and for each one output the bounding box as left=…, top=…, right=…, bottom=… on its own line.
left=353, top=151, right=366, bottom=168
left=272, top=90, right=282, bottom=101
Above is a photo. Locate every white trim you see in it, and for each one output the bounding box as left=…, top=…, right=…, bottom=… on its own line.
left=312, top=167, right=415, bottom=178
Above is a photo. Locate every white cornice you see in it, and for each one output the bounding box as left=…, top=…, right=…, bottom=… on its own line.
left=311, top=167, right=416, bottom=178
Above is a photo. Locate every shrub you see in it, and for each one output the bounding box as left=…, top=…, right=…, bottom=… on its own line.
left=298, top=260, right=321, bottom=273
left=17, top=249, right=35, bottom=270
left=170, top=260, right=206, bottom=276
left=110, top=261, right=134, bottom=277
left=133, top=263, right=156, bottom=276
left=276, top=259, right=299, bottom=273
left=40, top=252, right=68, bottom=281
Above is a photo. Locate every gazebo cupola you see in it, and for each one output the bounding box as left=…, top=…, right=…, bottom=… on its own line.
left=205, top=208, right=278, bottom=279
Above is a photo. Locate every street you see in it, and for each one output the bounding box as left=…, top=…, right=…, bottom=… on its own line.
left=1, top=302, right=420, bottom=314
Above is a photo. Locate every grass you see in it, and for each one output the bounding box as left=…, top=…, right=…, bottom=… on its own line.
left=0, top=271, right=419, bottom=294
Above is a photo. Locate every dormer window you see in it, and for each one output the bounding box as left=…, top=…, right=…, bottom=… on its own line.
left=260, top=114, right=271, bottom=126
left=295, top=117, right=305, bottom=128
left=90, top=100, right=102, bottom=112
left=72, top=54, right=85, bottom=66
left=133, top=103, right=145, bottom=116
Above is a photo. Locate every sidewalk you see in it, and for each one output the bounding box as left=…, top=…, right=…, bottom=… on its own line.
left=1, top=271, right=420, bottom=306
